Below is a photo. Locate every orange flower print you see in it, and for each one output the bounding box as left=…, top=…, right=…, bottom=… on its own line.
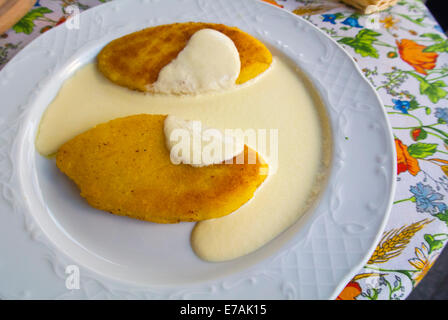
left=395, top=138, right=420, bottom=176
left=336, top=282, right=361, bottom=300
left=261, top=0, right=283, bottom=8
left=380, top=15, right=399, bottom=30
left=396, top=39, right=438, bottom=75
left=408, top=243, right=438, bottom=285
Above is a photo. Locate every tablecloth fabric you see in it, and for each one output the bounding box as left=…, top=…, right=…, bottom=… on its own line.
left=1, top=0, right=447, bottom=300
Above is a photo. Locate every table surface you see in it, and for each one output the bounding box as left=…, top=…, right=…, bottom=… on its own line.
left=1, top=0, right=447, bottom=300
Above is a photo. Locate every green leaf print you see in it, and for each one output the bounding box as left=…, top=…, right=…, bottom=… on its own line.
left=424, top=41, right=448, bottom=53
left=420, top=33, right=444, bottom=41
left=396, top=13, right=427, bottom=27
left=13, top=7, right=53, bottom=35
left=420, top=33, right=448, bottom=53
left=408, top=99, right=420, bottom=111
left=435, top=210, right=448, bottom=227
left=407, top=142, right=438, bottom=158
left=419, top=79, right=447, bottom=104
left=424, top=234, right=444, bottom=253
left=338, top=29, right=381, bottom=58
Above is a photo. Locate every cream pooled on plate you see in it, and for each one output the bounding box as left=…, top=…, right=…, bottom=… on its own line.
left=164, top=115, right=244, bottom=167
left=150, top=29, right=241, bottom=94
left=36, top=56, right=330, bottom=262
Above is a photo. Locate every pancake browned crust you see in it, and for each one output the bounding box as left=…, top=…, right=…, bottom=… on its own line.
left=97, top=22, right=273, bottom=92
left=56, top=114, right=268, bottom=223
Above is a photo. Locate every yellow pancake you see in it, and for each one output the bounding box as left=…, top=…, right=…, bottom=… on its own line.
left=56, top=114, right=268, bottom=224
left=97, top=22, right=273, bottom=92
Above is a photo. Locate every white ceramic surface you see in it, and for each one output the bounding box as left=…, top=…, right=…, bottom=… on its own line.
left=0, top=0, right=396, bottom=299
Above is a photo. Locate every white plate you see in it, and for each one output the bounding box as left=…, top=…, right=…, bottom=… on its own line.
left=0, top=0, right=396, bottom=299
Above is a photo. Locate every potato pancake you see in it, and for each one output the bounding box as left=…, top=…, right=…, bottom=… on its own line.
left=97, top=22, right=273, bottom=92
left=56, top=114, right=268, bottom=223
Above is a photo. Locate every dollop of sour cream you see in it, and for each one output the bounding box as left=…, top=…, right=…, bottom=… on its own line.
left=151, top=29, right=241, bottom=94
left=164, top=115, right=244, bottom=167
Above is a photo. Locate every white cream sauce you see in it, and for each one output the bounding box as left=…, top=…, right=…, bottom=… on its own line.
left=151, top=29, right=241, bottom=94
left=36, top=56, right=331, bottom=262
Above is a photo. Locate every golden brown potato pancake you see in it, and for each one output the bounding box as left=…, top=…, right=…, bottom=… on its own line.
left=97, top=22, right=273, bottom=92
left=56, top=114, right=268, bottom=223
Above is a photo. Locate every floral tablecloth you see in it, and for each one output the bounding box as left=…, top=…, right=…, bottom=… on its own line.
left=1, top=0, right=448, bottom=300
